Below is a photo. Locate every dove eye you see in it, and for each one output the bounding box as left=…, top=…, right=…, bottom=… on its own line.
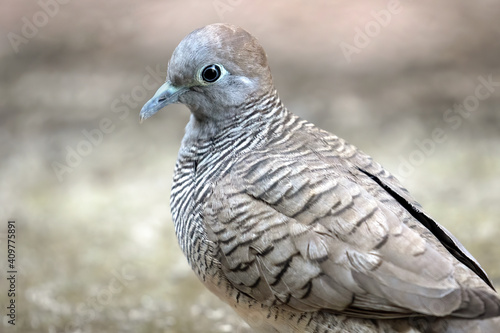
left=201, top=64, right=222, bottom=83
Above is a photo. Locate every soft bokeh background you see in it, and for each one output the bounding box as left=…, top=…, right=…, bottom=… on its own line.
left=1, top=1, right=499, bottom=332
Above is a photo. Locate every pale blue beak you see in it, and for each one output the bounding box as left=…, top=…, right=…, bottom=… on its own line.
left=140, top=82, right=186, bottom=122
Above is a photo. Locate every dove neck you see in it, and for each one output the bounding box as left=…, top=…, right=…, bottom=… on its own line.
left=182, top=88, right=289, bottom=148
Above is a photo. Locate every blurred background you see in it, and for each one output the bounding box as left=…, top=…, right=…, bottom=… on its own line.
left=1, top=0, right=499, bottom=332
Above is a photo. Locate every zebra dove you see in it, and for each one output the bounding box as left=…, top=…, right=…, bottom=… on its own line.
left=140, top=23, right=500, bottom=332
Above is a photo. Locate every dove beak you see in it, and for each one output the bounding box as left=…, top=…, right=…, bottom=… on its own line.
left=140, top=82, right=186, bottom=122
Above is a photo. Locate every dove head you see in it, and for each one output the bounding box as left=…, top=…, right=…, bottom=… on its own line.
left=140, top=24, right=273, bottom=123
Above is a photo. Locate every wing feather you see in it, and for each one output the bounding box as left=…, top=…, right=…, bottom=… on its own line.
left=204, top=150, right=500, bottom=319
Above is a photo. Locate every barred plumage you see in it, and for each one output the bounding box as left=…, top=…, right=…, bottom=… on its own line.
left=140, top=23, right=500, bottom=332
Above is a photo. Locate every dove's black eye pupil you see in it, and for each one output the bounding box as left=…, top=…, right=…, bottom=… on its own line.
left=201, top=65, right=221, bottom=83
